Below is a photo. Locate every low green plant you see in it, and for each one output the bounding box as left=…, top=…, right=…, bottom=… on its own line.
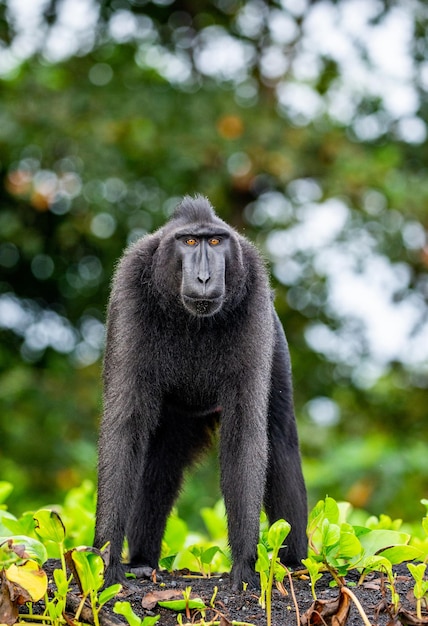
left=301, top=556, right=323, bottom=600
left=255, top=519, right=291, bottom=626
left=307, top=496, right=421, bottom=582
left=304, top=495, right=428, bottom=624
left=188, top=544, right=223, bottom=578
left=0, top=493, right=123, bottom=626
left=407, top=563, right=428, bottom=619
left=0, top=534, right=48, bottom=624
left=68, top=546, right=122, bottom=626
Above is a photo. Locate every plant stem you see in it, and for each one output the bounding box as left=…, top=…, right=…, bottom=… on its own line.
left=285, top=567, right=301, bottom=626
left=266, top=550, right=279, bottom=626
left=74, top=593, right=88, bottom=621
left=416, top=598, right=421, bottom=620
left=326, top=565, right=344, bottom=589
left=91, top=592, right=100, bottom=626
left=18, top=614, right=57, bottom=621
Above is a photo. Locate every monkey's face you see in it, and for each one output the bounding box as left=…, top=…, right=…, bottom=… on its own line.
left=175, top=230, right=230, bottom=317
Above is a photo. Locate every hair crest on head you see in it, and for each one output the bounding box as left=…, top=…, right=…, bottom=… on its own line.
left=172, top=194, right=217, bottom=224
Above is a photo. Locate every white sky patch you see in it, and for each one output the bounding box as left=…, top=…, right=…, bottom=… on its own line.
left=267, top=199, right=349, bottom=258
left=326, top=255, right=423, bottom=364
left=300, top=0, right=419, bottom=128
left=0, top=293, right=104, bottom=366
left=265, top=197, right=428, bottom=376
left=43, top=0, right=99, bottom=62
left=195, top=27, right=255, bottom=81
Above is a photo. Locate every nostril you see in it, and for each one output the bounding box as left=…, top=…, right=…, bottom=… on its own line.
left=197, top=274, right=210, bottom=284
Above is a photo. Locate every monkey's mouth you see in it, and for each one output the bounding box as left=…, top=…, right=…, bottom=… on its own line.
left=182, top=295, right=223, bottom=317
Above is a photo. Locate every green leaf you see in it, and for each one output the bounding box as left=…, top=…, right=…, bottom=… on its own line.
left=158, top=598, right=205, bottom=611
left=380, top=545, right=423, bottom=564
left=338, top=529, right=362, bottom=558
left=321, top=520, right=340, bottom=548
left=159, top=554, right=176, bottom=572
left=267, top=519, right=291, bottom=550
left=407, top=562, right=426, bottom=584
left=255, top=543, right=270, bottom=573
left=407, top=563, right=428, bottom=600
left=200, top=501, right=228, bottom=541
left=324, top=497, right=340, bottom=524
left=0, top=511, right=19, bottom=536
left=201, top=545, right=221, bottom=565
left=0, top=535, right=47, bottom=565
left=99, top=583, right=122, bottom=606
left=359, top=529, right=410, bottom=557
left=71, top=549, right=105, bottom=594
left=307, top=499, right=326, bottom=532
left=188, top=545, right=202, bottom=558
left=360, top=555, right=393, bottom=579
left=34, top=509, right=66, bottom=544
left=53, top=567, right=70, bottom=596
left=162, top=515, right=188, bottom=553
left=0, top=482, right=13, bottom=505
left=114, top=600, right=161, bottom=626
left=274, top=560, right=287, bottom=582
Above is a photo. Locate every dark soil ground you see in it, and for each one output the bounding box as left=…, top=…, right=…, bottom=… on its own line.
left=41, top=560, right=427, bottom=626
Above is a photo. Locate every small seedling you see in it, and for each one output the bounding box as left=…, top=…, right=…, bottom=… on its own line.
left=407, top=563, right=428, bottom=619
left=210, top=585, right=218, bottom=608
left=256, top=519, right=291, bottom=626
left=301, top=556, right=323, bottom=600
left=69, top=547, right=122, bottom=626
left=188, top=544, right=222, bottom=578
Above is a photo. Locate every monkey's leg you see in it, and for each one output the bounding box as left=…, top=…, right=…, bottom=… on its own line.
left=126, top=414, right=214, bottom=571
left=264, top=319, right=308, bottom=566
left=220, top=400, right=268, bottom=590
left=94, top=418, right=146, bottom=585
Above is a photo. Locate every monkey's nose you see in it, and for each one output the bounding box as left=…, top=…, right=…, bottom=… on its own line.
left=197, top=271, right=210, bottom=284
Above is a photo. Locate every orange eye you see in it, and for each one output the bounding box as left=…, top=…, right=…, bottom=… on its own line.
left=185, top=238, right=198, bottom=246
left=209, top=238, right=220, bottom=246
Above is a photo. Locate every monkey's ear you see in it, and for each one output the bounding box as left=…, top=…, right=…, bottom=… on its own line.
left=230, top=234, right=245, bottom=272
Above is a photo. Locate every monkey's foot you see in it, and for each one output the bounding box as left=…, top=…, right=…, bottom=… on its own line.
left=103, top=563, right=128, bottom=587
left=230, top=563, right=259, bottom=591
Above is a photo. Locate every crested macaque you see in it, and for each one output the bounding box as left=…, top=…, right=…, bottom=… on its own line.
left=94, top=195, right=307, bottom=588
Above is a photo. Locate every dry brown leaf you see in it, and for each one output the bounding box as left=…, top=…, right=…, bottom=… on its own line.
left=395, top=607, right=428, bottom=625
left=141, top=589, right=184, bottom=610
left=0, top=572, right=19, bottom=626
left=301, top=589, right=351, bottom=626
left=362, top=582, right=381, bottom=591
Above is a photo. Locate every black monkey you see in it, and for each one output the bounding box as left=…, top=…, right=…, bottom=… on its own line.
left=94, top=195, right=307, bottom=589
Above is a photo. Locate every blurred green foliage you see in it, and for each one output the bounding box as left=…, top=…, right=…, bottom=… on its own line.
left=0, top=0, right=427, bottom=525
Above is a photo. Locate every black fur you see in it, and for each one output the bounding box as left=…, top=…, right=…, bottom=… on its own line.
left=94, top=195, right=307, bottom=589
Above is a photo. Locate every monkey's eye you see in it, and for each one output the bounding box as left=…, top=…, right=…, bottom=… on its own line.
left=185, top=238, right=198, bottom=246
left=209, top=238, right=221, bottom=246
